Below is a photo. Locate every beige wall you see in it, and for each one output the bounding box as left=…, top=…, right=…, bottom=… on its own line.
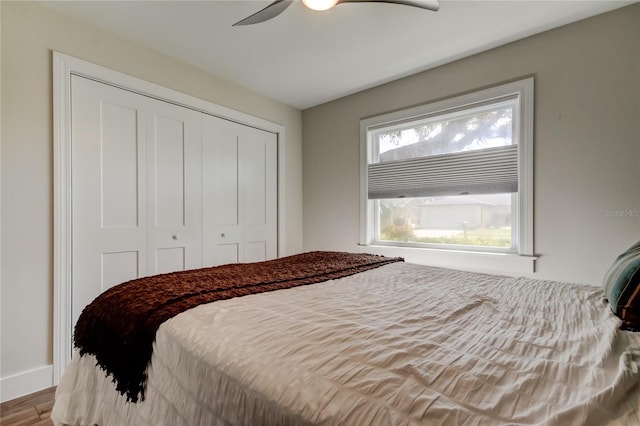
left=303, top=4, right=640, bottom=285
left=0, top=1, right=302, bottom=381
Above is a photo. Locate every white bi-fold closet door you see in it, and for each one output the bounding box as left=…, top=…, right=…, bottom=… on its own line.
left=71, top=75, right=277, bottom=326
left=202, top=116, right=278, bottom=266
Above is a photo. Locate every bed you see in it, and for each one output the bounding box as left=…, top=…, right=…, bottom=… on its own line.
left=52, top=251, right=640, bottom=425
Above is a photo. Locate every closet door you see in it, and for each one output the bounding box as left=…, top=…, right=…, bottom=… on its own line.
left=71, top=76, right=202, bottom=326
left=146, top=99, right=202, bottom=275
left=71, top=76, right=148, bottom=326
left=202, top=115, right=278, bottom=266
left=240, top=124, right=278, bottom=263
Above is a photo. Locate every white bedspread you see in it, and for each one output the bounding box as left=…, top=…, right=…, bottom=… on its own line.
left=53, top=262, right=640, bottom=425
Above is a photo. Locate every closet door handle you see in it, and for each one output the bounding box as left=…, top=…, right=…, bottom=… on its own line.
left=172, top=234, right=180, bottom=240
left=221, top=233, right=226, bottom=238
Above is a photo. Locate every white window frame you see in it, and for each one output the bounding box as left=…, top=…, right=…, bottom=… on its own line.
left=359, top=78, right=536, bottom=274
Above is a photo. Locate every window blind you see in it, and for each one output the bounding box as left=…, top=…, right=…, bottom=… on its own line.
left=367, top=144, right=518, bottom=199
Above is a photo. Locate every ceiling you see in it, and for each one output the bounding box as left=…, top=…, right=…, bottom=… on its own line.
left=43, top=0, right=634, bottom=109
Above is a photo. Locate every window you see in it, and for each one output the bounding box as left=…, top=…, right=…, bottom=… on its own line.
left=360, top=79, right=534, bottom=272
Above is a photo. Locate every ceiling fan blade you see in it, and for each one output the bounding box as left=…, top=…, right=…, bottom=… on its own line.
left=233, top=0, right=294, bottom=26
left=338, top=0, right=439, bottom=12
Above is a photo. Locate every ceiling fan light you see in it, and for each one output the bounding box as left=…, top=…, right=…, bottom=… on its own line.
left=301, top=0, right=340, bottom=11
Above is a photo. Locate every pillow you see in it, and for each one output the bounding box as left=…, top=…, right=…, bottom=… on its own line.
left=603, top=241, right=640, bottom=330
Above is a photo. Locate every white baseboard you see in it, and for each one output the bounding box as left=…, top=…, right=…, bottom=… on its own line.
left=0, top=365, right=53, bottom=403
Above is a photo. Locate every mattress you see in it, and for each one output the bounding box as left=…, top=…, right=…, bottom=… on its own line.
left=52, top=262, right=640, bottom=425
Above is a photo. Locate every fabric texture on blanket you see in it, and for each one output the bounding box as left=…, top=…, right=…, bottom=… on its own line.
left=73, top=251, right=402, bottom=401
left=54, top=262, right=640, bottom=426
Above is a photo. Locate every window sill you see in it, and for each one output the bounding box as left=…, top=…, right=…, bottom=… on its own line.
left=359, top=245, right=537, bottom=275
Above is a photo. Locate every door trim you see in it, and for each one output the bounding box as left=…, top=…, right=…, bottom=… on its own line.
left=53, top=52, right=286, bottom=384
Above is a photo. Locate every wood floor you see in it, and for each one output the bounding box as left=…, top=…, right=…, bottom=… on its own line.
left=0, top=387, right=55, bottom=426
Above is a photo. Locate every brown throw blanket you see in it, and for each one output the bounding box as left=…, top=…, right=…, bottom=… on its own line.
left=74, top=251, right=403, bottom=402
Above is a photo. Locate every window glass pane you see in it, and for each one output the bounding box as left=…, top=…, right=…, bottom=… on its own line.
left=377, top=194, right=512, bottom=249
left=374, top=105, right=514, bottom=163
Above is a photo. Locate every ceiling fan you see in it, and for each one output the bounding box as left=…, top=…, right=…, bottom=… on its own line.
left=233, top=0, right=440, bottom=26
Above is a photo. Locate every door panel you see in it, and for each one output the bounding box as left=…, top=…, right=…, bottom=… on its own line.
left=202, top=115, right=277, bottom=266
left=245, top=241, right=267, bottom=263
left=218, top=244, right=240, bottom=265
left=216, top=133, right=239, bottom=226
left=100, top=102, right=140, bottom=229
left=241, top=125, right=278, bottom=261
left=101, top=251, right=139, bottom=290
left=242, top=139, right=267, bottom=226
left=153, top=116, right=186, bottom=227
left=155, top=247, right=186, bottom=274
left=202, top=116, right=242, bottom=266
left=146, top=99, right=202, bottom=275
left=71, top=76, right=148, bottom=326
